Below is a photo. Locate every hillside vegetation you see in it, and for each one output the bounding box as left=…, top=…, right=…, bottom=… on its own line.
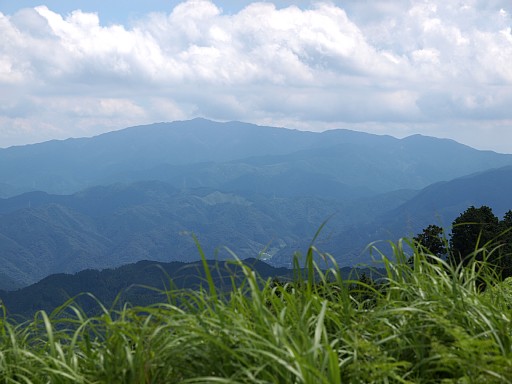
left=1, top=242, right=512, bottom=383
left=0, top=181, right=390, bottom=287
left=2, top=165, right=512, bottom=289
left=1, top=258, right=340, bottom=318
left=2, top=119, right=511, bottom=198
left=2, top=119, right=512, bottom=288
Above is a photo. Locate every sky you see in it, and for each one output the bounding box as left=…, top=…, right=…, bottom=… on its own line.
left=0, top=1, right=512, bottom=153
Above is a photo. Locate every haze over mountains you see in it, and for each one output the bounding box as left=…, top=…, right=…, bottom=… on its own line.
left=2, top=118, right=511, bottom=198
left=1, top=118, right=512, bottom=290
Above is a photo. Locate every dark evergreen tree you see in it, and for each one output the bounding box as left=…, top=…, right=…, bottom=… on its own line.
left=498, top=210, right=512, bottom=278
left=449, top=206, right=500, bottom=266
left=413, top=224, right=447, bottom=259
left=503, top=210, right=512, bottom=227
left=448, top=205, right=512, bottom=285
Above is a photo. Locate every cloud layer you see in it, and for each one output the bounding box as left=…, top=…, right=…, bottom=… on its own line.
left=1, top=0, right=511, bottom=151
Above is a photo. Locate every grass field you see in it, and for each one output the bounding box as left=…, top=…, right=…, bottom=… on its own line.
left=1, top=240, right=512, bottom=383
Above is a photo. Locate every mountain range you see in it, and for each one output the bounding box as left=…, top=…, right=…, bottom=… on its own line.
left=0, top=257, right=380, bottom=318
left=1, top=118, right=512, bottom=290
left=1, top=118, right=511, bottom=198
left=0, top=258, right=289, bottom=317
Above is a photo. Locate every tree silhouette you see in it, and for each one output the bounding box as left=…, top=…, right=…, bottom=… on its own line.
left=413, top=224, right=446, bottom=259
left=449, top=205, right=500, bottom=266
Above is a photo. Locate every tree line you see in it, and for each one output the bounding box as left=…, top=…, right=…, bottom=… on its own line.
left=414, top=206, right=512, bottom=278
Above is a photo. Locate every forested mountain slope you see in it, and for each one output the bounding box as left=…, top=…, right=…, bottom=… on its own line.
left=0, top=258, right=288, bottom=317
left=0, top=256, right=378, bottom=318
left=321, top=166, right=512, bottom=265
left=1, top=119, right=511, bottom=197
left=0, top=181, right=410, bottom=288
left=1, top=119, right=512, bottom=288
left=2, top=165, right=512, bottom=287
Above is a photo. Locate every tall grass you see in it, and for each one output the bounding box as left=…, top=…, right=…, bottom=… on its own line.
left=1, top=241, right=512, bottom=383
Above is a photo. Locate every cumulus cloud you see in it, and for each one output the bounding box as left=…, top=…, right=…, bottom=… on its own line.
left=0, top=0, right=511, bottom=151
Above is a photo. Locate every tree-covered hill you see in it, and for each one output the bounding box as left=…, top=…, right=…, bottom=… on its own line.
left=0, top=180, right=406, bottom=288
left=2, top=119, right=512, bottom=288
left=0, top=257, right=370, bottom=318
left=0, top=258, right=286, bottom=317
left=2, top=165, right=512, bottom=288
left=1, top=119, right=511, bottom=197
left=388, top=165, right=512, bottom=222
left=322, top=166, right=512, bottom=265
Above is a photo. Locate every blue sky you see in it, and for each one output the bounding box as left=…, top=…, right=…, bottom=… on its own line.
left=1, top=1, right=512, bottom=152
left=0, top=1, right=309, bottom=23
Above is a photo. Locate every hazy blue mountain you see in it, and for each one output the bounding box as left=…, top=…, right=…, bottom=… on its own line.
left=383, top=165, right=512, bottom=230
left=0, top=258, right=290, bottom=317
left=0, top=270, right=24, bottom=291
left=324, top=166, right=512, bottom=265
left=0, top=257, right=378, bottom=318
left=0, top=180, right=409, bottom=288
left=1, top=119, right=512, bottom=288
left=220, top=139, right=511, bottom=193
left=1, top=119, right=511, bottom=197
left=0, top=203, right=112, bottom=284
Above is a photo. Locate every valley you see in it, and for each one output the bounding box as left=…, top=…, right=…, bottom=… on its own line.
left=1, top=119, right=512, bottom=290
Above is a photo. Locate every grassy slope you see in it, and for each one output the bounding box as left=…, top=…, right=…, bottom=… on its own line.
left=1, top=243, right=512, bottom=383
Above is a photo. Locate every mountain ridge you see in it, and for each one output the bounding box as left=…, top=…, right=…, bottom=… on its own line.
left=1, top=119, right=511, bottom=197
left=321, top=165, right=512, bottom=265
left=0, top=256, right=379, bottom=318
left=1, top=119, right=512, bottom=289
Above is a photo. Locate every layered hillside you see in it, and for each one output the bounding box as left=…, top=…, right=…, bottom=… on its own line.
left=1, top=119, right=511, bottom=197
left=1, top=119, right=512, bottom=288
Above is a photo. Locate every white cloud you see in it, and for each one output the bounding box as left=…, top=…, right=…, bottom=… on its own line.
left=0, top=1, right=511, bottom=151
left=148, top=98, right=192, bottom=121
